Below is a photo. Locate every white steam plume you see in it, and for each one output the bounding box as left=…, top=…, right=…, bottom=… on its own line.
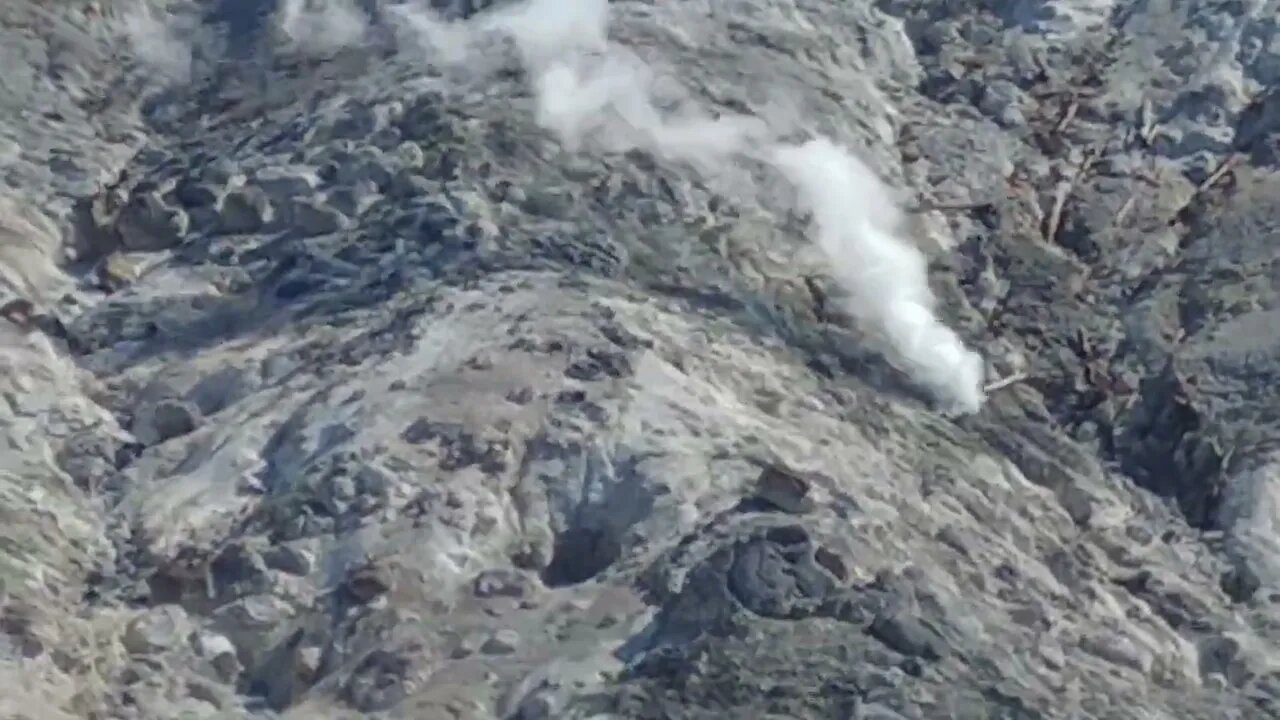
left=386, top=3, right=474, bottom=66
left=771, top=139, right=986, bottom=414
left=120, top=2, right=193, bottom=85
left=277, top=0, right=369, bottom=56
left=390, top=0, right=989, bottom=412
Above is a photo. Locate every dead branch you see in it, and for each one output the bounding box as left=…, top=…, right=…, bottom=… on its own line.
left=984, top=372, right=1029, bottom=393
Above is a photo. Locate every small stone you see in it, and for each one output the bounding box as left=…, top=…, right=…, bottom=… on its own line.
left=867, top=612, right=944, bottom=661
left=117, top=192, right=189, bottom=251
left=390, top=169, right=433, bottom=199
left=1038, top=638, right=1066, bottom=670
left=978, top=79, right=1026, bottom=126
left=123, top=606, right=190, bottom=655
left=451, top=632, right=484, bottom=659
left=154, top=399, right=199, bottom=437
left=326, top=184, right=380, bottom=217
left=253, top=166, right=320, bottom=198
left=188, top=365, right=260, bottom=415
left=1221, top=563, right=1261, bottom=603
left=133, top=399, right=200, bottom=446
left=481, top=629, right=520, bottom=655
left=329, top=105, right=379, bottom=140
left=1080, top=632, right=1153, bottom=674
left=297, top=645, right=323, bottom=682
left=334, top=150, right=393, bottom=188
left=262, top=545, right=314, bottom=576
left=213, top=595, right=293, bottom=632
left=217, top=187, right=274, bottom=234
left=503, top=185, right=527, bottom=205
left=187, top=679, right=227, bottom=709
left=473, top=569, right=530, bottom=599
left=330, top=474, right=358, bottom=501
left=521, top=188, right=573, bottom=219
left=344, top=563, right=392, bottom=603
left=356, top=464, right=393, bottom=495
left=204, top=159, right=241, bottom=185
left=370, top=126, right=403, bottom=149
left=192, top=630, right=235, bottom=659
left=1203, top=672, right=1229, bottom=691
left=506, top=387, right=534, bottom=405
left=98, top=253, right=148, bottom=290
left=394, top=141, right=425, bottom=169
left=209, top=543, right=271, bottom=600
left=754, top=465, right=817, bottom=514
left=289, top=198, right=351, bottom=236
left=1197, top=635, right=1242, bottom=678
left=0, top=297, right=34, bottom=328
left=1059, top=485, right=1094, bottom=527
left=514, top=691, right=558, bottom=720
left=172, top=180, right=220, bottom=209
left=192, top=631, right=240, bottom=680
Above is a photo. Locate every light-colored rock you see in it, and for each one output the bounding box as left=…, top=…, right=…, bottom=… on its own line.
left=192, top=630, right=241, bottom=680
left=481, top=629, right=520, bottom=655
left=253, top=166, right=320, bottom=198
left=123, top=606, right=192, bottom=655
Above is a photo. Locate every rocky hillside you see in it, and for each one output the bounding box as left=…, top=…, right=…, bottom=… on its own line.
left=1, top=0, right=1278, bottom=718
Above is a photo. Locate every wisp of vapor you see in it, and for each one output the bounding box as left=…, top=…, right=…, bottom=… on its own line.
left=387, top=0, right=986, bottom=413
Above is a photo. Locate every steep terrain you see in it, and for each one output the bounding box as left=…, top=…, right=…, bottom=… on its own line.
left=1, top=0, right=1279, bottom=718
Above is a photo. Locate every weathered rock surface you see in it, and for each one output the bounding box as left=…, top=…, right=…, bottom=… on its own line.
left=1, top=0, right=1279, bottom=719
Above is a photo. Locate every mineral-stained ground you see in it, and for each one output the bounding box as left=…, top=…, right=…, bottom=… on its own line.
left=2, top=0, right=1279, bottom=718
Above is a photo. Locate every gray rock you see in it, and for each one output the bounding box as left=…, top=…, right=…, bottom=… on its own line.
left=116, top=192, right=189, bottom=251
left=1220, top=563, right=1261, bottom=603
left=393, top=141, right=425, bottom=169
left=752, top=464, right=817, bottom=514
left=191, top=630, right=241, bottom=681
left=343, top=563, right=392, bottom=604
left=253, top=166, right=320, bottom=198
left=212, top=595, right=293, bottom=634
left=1079, top=632, right=1153, bottom=674
left=450, top=632, right=485, bottom=659
left=187, top=365, right=261, bottom=416
left=473, top=569, right=531, bottom=598
left=326, top=183, right=380, bottom=217
left=122, top=606, right=192, bottom=655
left=867, top=612, right=945, bottom=661
left=521, top=187, right=574, bottom=219
left=978, top=79, right=1026, bottom=126
left=131, top=399, right=201, bottom=446
left=480, top=629, right=520, bottom=655
left=216, top=186, right=274, bottom=234
left=288, top=198, right=351, bottom=236
left=342, top=647, right=415, bottom=712
left=262, top=545, right=314, bottom=576
left=389, top=169, right=434, bottom=199
left=326, top=104, right=381, bottom=140
left=172, top=179, right=221, bottom=209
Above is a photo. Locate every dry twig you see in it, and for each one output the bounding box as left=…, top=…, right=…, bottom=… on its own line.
left=984, top=372, right=1029, bottom=393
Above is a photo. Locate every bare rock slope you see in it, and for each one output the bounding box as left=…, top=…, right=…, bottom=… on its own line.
left=2, top=0, right=1279, bottom=718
